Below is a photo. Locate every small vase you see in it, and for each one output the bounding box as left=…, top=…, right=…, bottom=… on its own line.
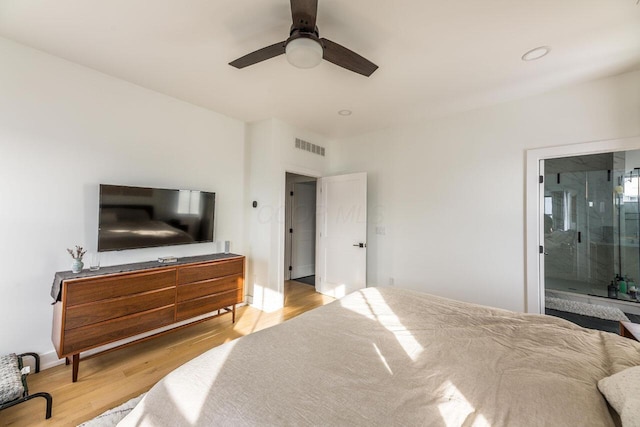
left=71, top=259, right=84, bottom=273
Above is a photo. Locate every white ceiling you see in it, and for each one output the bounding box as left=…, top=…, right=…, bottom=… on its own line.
left=0, top=0, right=639, bottom=138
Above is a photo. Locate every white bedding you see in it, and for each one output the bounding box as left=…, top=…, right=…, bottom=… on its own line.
left=119, top=287, right=640, bottom=426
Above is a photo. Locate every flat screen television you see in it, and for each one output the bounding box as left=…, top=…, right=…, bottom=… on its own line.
left=98, top=184, right=215, bottom=252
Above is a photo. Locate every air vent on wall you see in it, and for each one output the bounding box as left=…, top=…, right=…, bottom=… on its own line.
left=295, top=138, right=325, bottom=157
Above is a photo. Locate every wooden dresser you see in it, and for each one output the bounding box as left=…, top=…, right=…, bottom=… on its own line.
left=52, top=255, right=244, bottom=382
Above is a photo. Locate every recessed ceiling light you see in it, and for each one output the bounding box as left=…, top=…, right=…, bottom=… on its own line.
left=338, top=109, right=352, bottom=116
left=521, top=46, right=551, bottom=61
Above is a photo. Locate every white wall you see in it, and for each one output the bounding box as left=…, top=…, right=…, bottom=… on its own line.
left=244, top=119, right=331, bottom=311
left=331, top=70, right=640, bottom=312
left=0, top=37, right=246, bottom=362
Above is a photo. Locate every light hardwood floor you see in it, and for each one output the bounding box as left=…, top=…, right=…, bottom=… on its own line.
left=1, top=281, right=332, bottom=427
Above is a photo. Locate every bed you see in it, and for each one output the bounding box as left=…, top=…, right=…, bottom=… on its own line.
left=118, top=287, right=640, bottom=426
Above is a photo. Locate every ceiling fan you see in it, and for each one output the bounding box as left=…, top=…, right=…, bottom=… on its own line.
left=229, top=0, right=378, bottom=77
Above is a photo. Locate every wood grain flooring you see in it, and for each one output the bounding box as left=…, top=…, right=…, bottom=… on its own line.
left=1, top=281, right=333, bottom=427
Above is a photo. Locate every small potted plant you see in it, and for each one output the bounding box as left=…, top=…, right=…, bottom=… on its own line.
left=67, top=245, right=87, bottom=273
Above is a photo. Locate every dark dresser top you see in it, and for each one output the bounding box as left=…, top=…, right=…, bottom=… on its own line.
left=51, top=253, right=243, bottom=302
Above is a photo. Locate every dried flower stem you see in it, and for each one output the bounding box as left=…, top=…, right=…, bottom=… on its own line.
left=67, top=245, right=87, bottom=260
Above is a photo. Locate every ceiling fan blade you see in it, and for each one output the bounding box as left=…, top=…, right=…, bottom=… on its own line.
left=321, top=38, right=378, bottom=77
left=229, top=41, right=286, bottom=69
left=290, top=0, right=318, bottom=32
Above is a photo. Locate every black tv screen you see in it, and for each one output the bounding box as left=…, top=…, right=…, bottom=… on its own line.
left=98, top=184, right=215, bottom=252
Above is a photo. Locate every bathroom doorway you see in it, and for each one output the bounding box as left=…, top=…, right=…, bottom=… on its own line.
left=542, top=150, right=640, bottom=326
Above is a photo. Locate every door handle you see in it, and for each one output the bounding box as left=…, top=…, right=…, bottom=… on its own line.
left=353, top=243, right=367, bottom=248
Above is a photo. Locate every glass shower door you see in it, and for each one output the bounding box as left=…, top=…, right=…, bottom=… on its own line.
left=544, top=171, right=583, bottom=291
left=585, top=169, right=614, bottom=291
left=544, top=166, right=614, bottom=297
left=618, top=170, right=640, bottom=299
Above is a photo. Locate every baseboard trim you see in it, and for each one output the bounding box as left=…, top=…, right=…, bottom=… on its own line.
left=41, top=350, right=65, bottom=370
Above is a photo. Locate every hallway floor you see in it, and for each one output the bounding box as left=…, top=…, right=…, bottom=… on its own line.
left=292, top=275, right=315, bottom=286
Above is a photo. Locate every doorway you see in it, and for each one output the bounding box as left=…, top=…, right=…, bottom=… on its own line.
left=278, top=170, right=368, bottom=308
left=284, top=173, right=317, bottom=290
left=525, top=136, right=640, bottom=315
left=540, top=150, right=640, bottom=329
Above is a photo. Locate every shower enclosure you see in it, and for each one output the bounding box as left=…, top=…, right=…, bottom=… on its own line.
left=544, top=151, right=640, bottom=303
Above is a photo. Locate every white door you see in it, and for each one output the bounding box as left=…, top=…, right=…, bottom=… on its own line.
left=316, top=172, right=367, bottom=298
left=291, top=181, right=316, bottom=279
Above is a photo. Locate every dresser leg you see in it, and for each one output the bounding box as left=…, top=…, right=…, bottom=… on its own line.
left=232, top=304, right=236, bottom=323
left=72, top=354, right=79, bottom=382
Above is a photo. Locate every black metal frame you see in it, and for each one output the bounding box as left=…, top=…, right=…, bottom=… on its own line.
left=0, top=352, right=52, bottom=419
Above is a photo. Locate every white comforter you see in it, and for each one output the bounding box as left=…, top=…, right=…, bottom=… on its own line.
left=119, top=287, right=640, bottom=426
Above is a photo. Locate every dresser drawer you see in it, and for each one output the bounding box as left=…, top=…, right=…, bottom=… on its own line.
left=66, top=269, right=176, bottom=306
left=62, top=306, right=175, bottom=355
left=176, top=275, right=240, bottom=303
left=65, top=288, right=176, bottom=330
left=177, top=259, right=243, bottom=285
left=176, top=288, right=242, bottom=322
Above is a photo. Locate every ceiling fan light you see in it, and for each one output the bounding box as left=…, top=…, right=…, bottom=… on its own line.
left=286, top=37, right=323, bottom=69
